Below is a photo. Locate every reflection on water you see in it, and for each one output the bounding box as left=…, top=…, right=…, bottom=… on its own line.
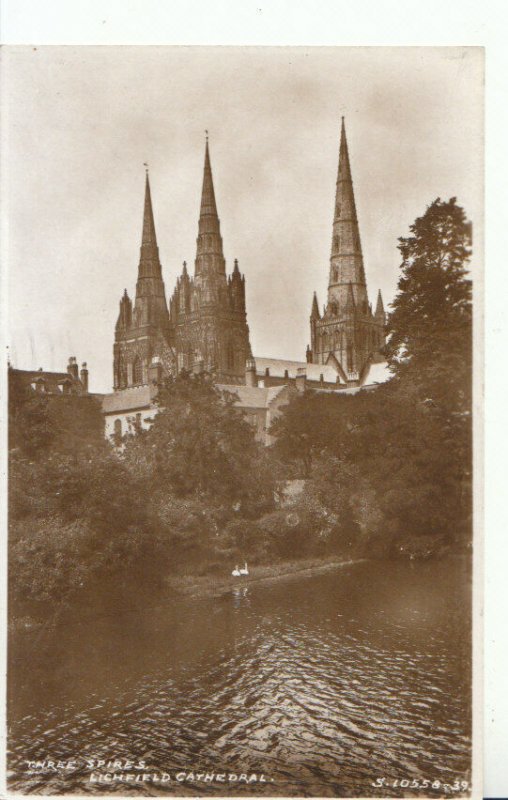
left=8, top=558, right=472, bottom=797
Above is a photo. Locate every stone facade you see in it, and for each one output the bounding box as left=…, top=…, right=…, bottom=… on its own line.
left=307, top=118, right=386, bottom=386
left=169, top=141, right=251, bottom=385
left=105, top=124, right=390, bottom=444
left=113, top=174, right=176, bottom=390
left=113, top=139, right=251, bottom=391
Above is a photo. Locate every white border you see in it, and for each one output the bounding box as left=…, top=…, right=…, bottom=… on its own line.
left=1, top=1, right=506, bottom=797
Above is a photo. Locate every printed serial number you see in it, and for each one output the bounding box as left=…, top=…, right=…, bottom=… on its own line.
left=372, top=778, right=471, bottom=792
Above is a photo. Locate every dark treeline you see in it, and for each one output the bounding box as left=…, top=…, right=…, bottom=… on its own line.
left=8, top=198, right=472, bottom=624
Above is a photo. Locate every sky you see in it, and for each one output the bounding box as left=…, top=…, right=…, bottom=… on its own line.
left=5, top=46, right=483, bottom=393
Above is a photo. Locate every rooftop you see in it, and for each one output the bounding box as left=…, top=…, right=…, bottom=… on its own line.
left=254, top=357, right=341, bottom=384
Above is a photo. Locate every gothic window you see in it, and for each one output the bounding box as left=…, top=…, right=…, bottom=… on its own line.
left=118, top=358, right=127, bottom=388
left=133, top=356, right=143, bottom=385
left=114, top=418, right=122, bottom=445
left=333, top=234, right=340, bottom=252
left=347, top=341, right=354, bottom=372
left=336, top=202, right=341, bottom=218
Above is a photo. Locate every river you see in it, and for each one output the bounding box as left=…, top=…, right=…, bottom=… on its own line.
left=8, top=558, right=472, bottom=797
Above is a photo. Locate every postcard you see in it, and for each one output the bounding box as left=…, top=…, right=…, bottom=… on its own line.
left=3, top=45, right=483, bottom=799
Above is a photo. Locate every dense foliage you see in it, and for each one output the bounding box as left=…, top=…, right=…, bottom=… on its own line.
left=8, top=197, right=473, bottom=624
left=271, top=197, right=472, bottom=558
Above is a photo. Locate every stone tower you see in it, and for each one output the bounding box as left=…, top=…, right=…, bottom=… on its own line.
left=113, top=172, right=176, bottom=389
left=169, top=137, right=252, bottom=384
left=307, top=118, right=385, bottom=385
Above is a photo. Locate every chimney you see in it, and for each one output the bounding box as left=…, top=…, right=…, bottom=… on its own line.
left=80, top=362, right=89, bottom=393
left=67, top=356, right=78, bottom=380
left=148, top=356, right=163, bottom=385
left=295, top=367, right=306, bottom=393
left=245, top=358, right=257, bottom=387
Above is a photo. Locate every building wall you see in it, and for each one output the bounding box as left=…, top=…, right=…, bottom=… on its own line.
left=104, top=407, right=155, bottom=441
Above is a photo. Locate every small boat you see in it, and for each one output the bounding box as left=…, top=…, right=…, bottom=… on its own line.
left=239, top=562, right=249, bottom=576
left=231, top=565, right=241, bottom=577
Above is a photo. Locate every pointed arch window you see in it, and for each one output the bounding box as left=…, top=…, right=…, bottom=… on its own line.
left=333, top=234, right=340, bottom=253
left=133, top=356, right=143, bottom=385
left=347, top=341, right=354, bottom=372
left=114, top=419, right=122, bottom=445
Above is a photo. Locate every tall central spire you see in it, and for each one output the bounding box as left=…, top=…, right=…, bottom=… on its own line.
left=195, top=135, right=226, bottom=277
left=200, top=136, right=218, bottom=218
left=328, top=118, right=367, bottom=313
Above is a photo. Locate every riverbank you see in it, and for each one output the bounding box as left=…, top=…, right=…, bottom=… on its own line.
left=9, top=554, right=364, bottom=634
left=166, top=555, right=365, bottom=599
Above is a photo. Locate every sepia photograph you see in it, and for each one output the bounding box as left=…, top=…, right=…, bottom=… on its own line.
left=3, top=45, right=482, bottom=798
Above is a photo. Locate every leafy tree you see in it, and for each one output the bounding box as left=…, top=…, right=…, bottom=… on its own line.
left=270, top=391, right=353, bottom=476
left=385, top=197, right=472, bottom=413
left=124, top=370, right=275, bottom=514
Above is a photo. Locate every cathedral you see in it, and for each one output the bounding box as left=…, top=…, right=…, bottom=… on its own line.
left=113, top=137, right=251, bottom=390
left=104, top=120, right=388, bottom=443
left=307, top=118, right=386, bottom=384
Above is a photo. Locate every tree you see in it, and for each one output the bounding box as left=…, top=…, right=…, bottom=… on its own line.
left=385, top=197, right=472, bottom=413
left=8, top=371, right=105, bottom=459
left=269, top=391, right=353, bottom=476
left=124, top=370, right=275, bottom=513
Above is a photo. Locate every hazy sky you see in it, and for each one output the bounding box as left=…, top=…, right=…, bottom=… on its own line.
left=5, top=46, right=483, bottom=393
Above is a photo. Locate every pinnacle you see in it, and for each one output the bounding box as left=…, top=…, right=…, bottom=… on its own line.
left=311, top=291, right=320, bottom=319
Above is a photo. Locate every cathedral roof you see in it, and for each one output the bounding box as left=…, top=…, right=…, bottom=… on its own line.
left=102, top=385, right=155, bottom=414
left=216, top=383, right=288, bottom=409
left=254, top=357, right=342, bottom=385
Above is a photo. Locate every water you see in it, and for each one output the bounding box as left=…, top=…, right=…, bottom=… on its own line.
left=8, top=558, right=472, bottom=797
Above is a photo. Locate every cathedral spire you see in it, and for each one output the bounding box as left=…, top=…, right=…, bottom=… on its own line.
left=200, top=136, right=219, bottom=218
left=141, top=170, right=158, bottom=251
left=195, top=135, right=225, bottom=277
left=375, top=289, right=385, bottom=318
left=134, top=170, right=168, bottom=319
left=328, top=117, right=368, bottom=312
